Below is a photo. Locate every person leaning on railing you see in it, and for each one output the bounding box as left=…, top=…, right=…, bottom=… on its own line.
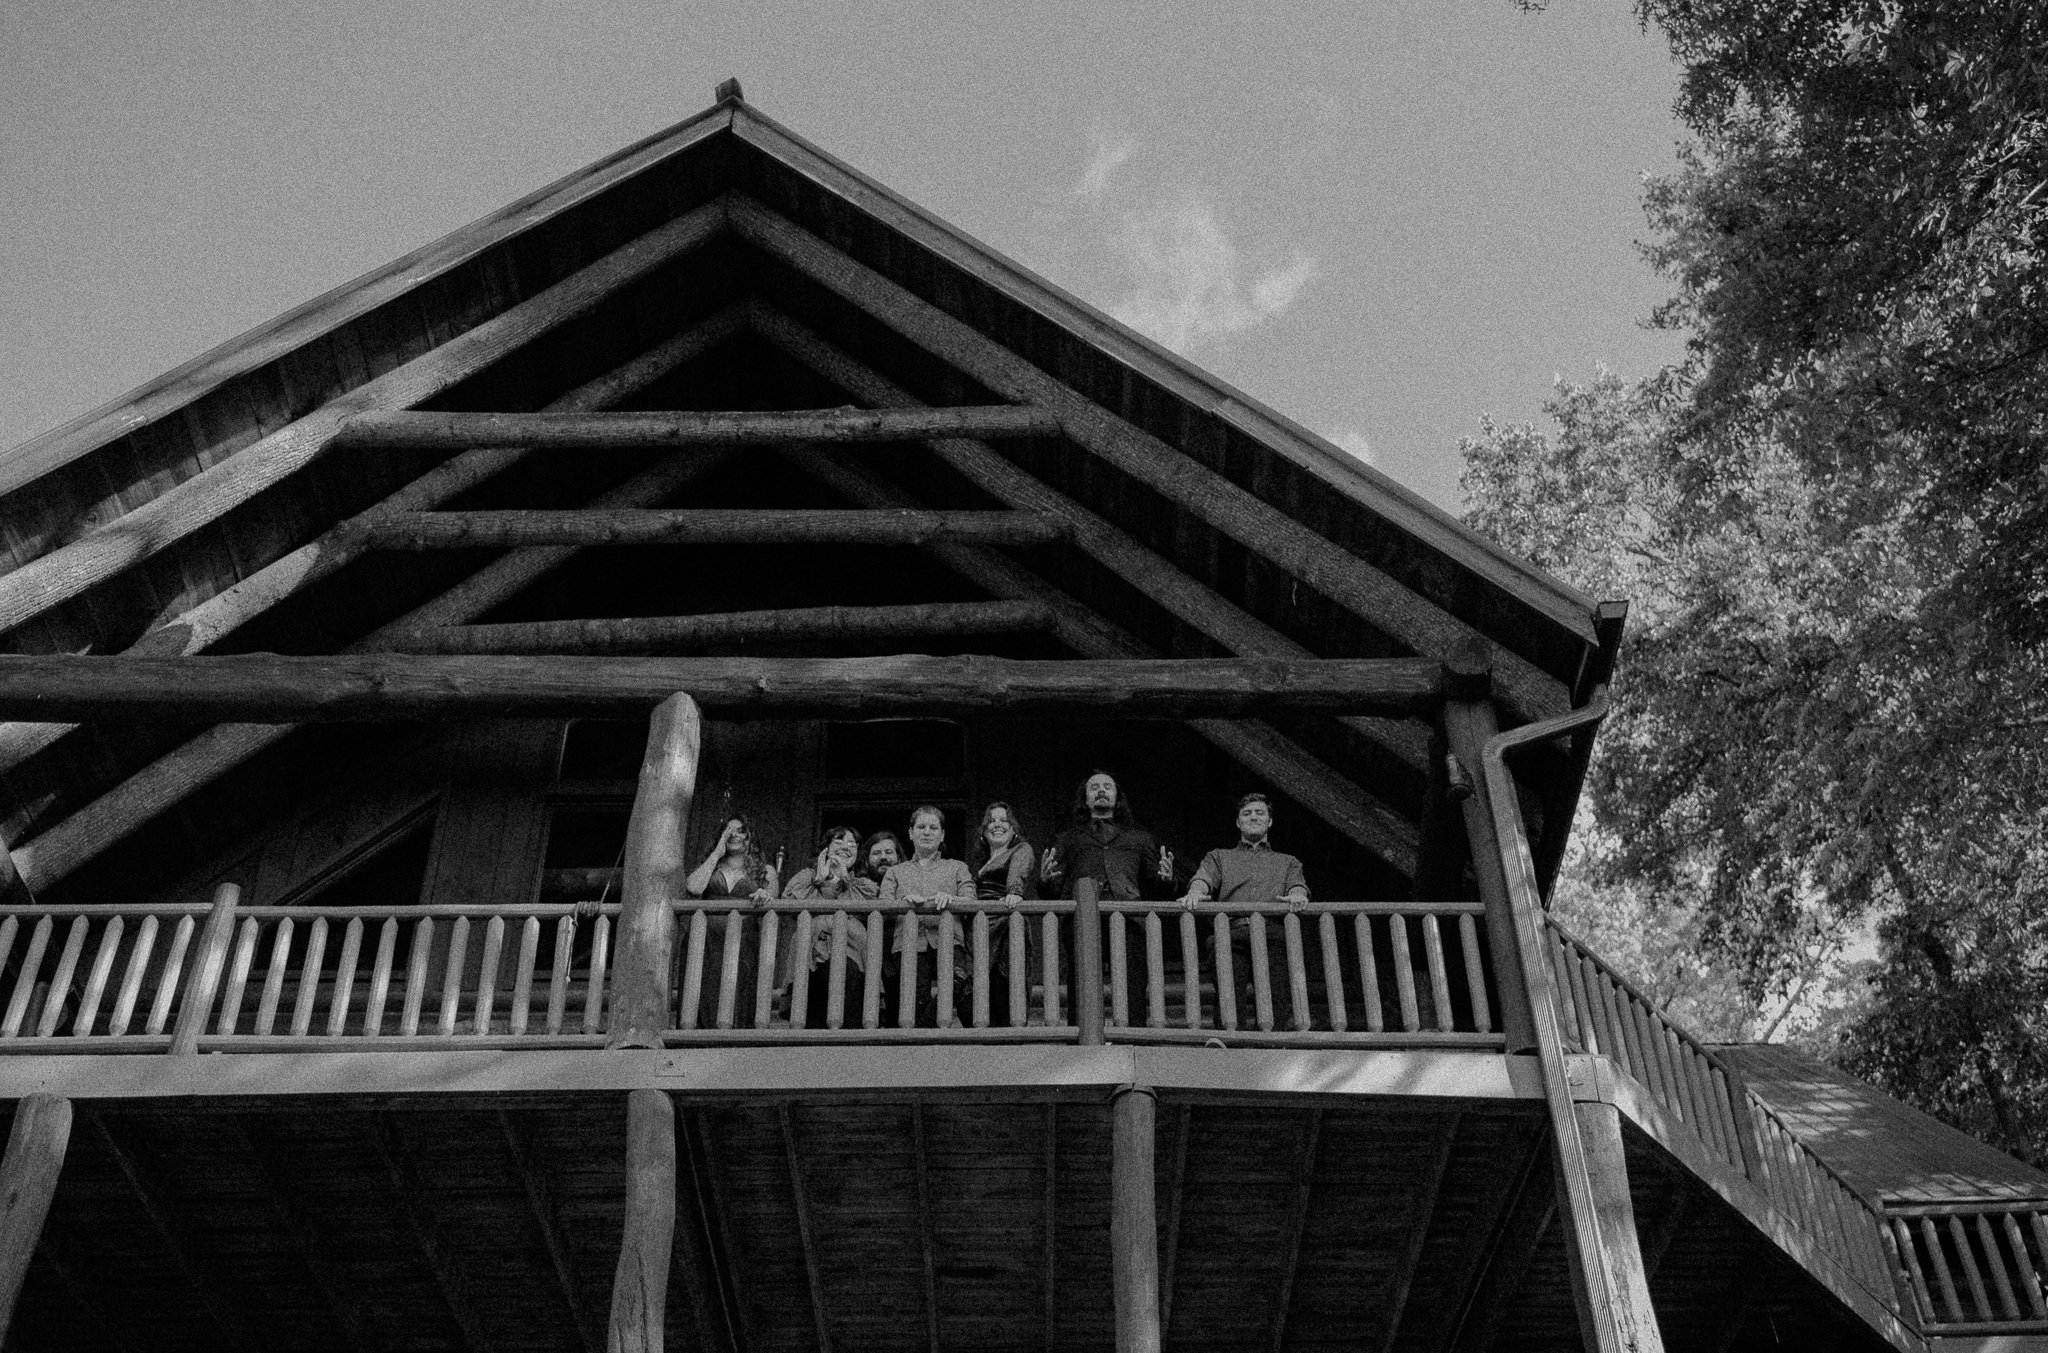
left=1179, top=792, right=1310, bottom=1026
left=971, top=801, right=1036, bottom=1025
left=683, top=815, right=780, bottom=1029
left=778, top=825, right=877, bottom=1020
left=880, top=805, right=976, bottom=1027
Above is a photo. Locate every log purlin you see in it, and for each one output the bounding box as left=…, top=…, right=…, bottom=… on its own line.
left=332, top=404, right=1062, bottom=447
left=0, top=653, right=1447, bottom=722
left=383, top=599, right=1056, bottom=655
left=350, top=507, right=1072, bottom=550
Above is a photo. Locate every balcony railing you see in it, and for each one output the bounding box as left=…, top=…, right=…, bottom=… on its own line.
left=1887, top=1199, right=2048, bottom=1332
left=0, top=891, right=1499, bottom=1051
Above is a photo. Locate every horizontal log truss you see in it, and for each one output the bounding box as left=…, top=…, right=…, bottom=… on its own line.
left=332, top=405, right=1062, bottom=448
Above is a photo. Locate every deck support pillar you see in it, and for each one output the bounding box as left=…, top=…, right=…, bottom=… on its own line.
left=0, top=1093, right=72, bottom=1344
left=609, top=1088, right=677, bottom=1353
left=1111, top=1084, right=1162, bottom=1353
left=609, top=693, right=701, bottom=1050
left=1566, top=1100, right=1665, bottom=1353
left=1442, top=649, right=1536, bottom=1053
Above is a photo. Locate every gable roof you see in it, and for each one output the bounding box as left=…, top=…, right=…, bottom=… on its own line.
left=0, top=89, right=1620, bottom=904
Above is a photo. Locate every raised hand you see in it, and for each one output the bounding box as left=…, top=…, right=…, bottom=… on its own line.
left=1156, top=846, right=1175, bottom=880
left=1039, top=846, right=1061, bottom=882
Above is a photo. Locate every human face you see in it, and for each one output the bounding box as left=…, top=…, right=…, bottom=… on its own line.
left=1085, top=774, right=1118, bottom=813
left=910, top=812, right=944, bottom=855
left=868, top=838, right=900, bottom=872
left=826, top=834, right=859, bottom=870
left=984, top=807, right=1014, bottom=848
left=725, top=820, right=750, bottom=854
left=1236, top=799, right=1272, bottom=842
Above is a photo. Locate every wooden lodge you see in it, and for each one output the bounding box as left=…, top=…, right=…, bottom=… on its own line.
left=0, top=82, right=2040, bottom=1353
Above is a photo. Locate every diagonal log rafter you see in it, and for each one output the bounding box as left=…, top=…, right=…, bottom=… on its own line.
left=728, top=195, right=1578, bottom=722
left=748, top=302, right=1432, bottom=777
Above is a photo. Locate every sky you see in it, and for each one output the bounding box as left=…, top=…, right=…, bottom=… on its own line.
left=0, top=1, right=1690, bottom=510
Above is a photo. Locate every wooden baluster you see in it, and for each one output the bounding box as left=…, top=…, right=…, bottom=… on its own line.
left=1709, top=1068, right=1748, bottom=1174
left=1558, top=936, right=1600, bottom=1052
left=550, top=914, right=580, bottom=1036
left=863, top=910, right=885, bottom=1029
left=109, top=915, right=159, bottom=1037
left=74, top=916, right=125, bottom=1037
left=826, top=912, right=850, bottom=1031
left=1009, top=912, right=1029, bottom=1028
left=290, top=917, right=330, bottom=1036
left=897, top=914, right=918, bottom=1029
left=2005, top=1213, right=2047, bottom=1317
left=676, top=910, right=706, bottom=1031
left=1107, top=911, right=1130, bottom=1028
left=754, top=911, right=781, bottom=1030
left=0, top=920, right=16, bottom=1023
left=1387, top=914, right=1419, bottom=1033
left=1543, top=929, right=1579, bottom=1046
left=1181, top=911, right=1205, bottom=1030
left=1354, top=915, right=1383, bottom=1033
left=34, top=917, right=89, bottom=1038
left=1213, top=912, right=1237, bottom=1031
left=329, top=918, right=365, bottom=1036
left=366, top=918, right=399, bottom=1037
left=787, top=912, right=813, bottom=1030
left=1891, top=1217, right=1937, bottom=1323
left=1692, top=1051, right=1735, bottom=1165
left=937, top=911, right=957, bottom=1029
left=1420, top=914, right=1453, bottom=1032
left=583, top=914, right=611, bottom=1033
left=1458, top=914, right=1491, bottom=1034
left=1637, top=1005, right=1678, bottom=1115
left=1949, top=1214, right=1994, bottom=1321
left=400, top=917, right=434, bottom=1036
left=148, top=915, right=197, bottom=1037
left=473, top=915, right=506, bottom=1036
left=1317, top=913, right=1346, bottom=1034
left=253, top=918, right=295, bottom=1037
left=1604, top=975, right=1645, bottom=1086
left=2030, top=1214, right=2048, bottom=1312
left=363, top=918, right=398, bottom=1037
left=437, top=916, right=471, bottom=1036
left=1246, top=913, right=1275, bottom=1031
left=1, top=918, right=52, bottom=1038
left=1572, top=952, right=1613, bottom=1058
left=217, top=916, right=261, bottom=1036
left=509, top=917, right=541, bottom=1036
left=1979, top=1214, right=2022, bottom=1321
left=716, top=911, right=744, bottom=1031
left=1281, top=913, right=1310, bottom=1032
left=972, top=912, right=991, bottom=1029
left=1041, top=912, right=1062, bottom=1026
left=1669, top=1030, right=1708, bottom=1134
left=1145, top=912, right=1168, bottom=1030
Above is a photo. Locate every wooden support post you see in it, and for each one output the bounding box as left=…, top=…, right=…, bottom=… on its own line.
left=170, top=883, right=239, bottom=1055
left=333, top=404, right=1063, bottom=449
left=609, top=694, right=701, bottom=1050
left=0, top=1093, right=70, bottom=1346
left=1075, top=879, right=1105, bottom=1046
left=1441, top=651, right=1536, bottom=1054
left=609, top=1089, right=677, bottom=1353
left=1568, top=1101, right=1666, bottom=1353
left=1110, top=1085, right=1162, bottom=1353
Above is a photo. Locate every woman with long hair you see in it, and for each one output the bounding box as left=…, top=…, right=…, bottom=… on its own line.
left=780, top=824, right=876, bottom=1023
left=683, top=815, right=779, bottom=1028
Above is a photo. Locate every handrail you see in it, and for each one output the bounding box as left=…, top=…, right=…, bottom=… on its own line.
left=1881, top=1198, right=2048, bottom=1329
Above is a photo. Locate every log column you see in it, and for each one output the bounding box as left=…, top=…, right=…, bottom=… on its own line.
left=1567, top=1101, right=1666, bottom=1353
left=1441, top=647, right=1536, bottom=1053
left=609, top=1089, right=677, bottom=1353
left=608, top=692, right=701, bottom=1050
left=0, top=1093, right=72, bottom=1344
left=1111, top=1085, right=1162, bottom=1353
left=1075, top=879, right=1105, bottom=1045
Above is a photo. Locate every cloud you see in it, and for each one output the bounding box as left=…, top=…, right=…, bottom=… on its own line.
left=1106, top=196, right=1318, bottom=353
left=1076, top=138, right=1136, bottom=201
left=1327, top=428, right=1376, bottom=465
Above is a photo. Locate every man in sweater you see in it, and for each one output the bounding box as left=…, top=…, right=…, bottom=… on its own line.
left=1180, top=792, right=1311, bottom=1029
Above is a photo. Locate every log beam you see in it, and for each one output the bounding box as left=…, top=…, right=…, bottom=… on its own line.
left=749, top=304, right=1431, bottom=777
left=334, top=404, right=1061, bottom=448
left=0, top=653, right=1446, bottom=723
left=1110, top=1085, right=1162, bottom=1353
left=0, top=1093, right=70, bottom=1347
left=384, top=600, right=1056, bottom=654
left=609, top=694, right=701, bottom=1050
left=729, top=196, right=1576, bottom=721
left=610, top=1089, right=677, bottom=1353
left=353, top=507, right=1069, bottom=550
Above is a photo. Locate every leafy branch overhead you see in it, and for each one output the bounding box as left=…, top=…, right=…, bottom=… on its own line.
left=1465, top=0, right=2048, bottom=1162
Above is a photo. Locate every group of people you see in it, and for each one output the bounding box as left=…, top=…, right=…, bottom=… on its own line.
left=681, top=770, right=1312, bottom=1027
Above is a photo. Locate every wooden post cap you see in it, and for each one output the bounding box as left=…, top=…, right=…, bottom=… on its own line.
left=715, top=77, right=744, bottom=103
left=1445, top=636, right=1494, bottom=703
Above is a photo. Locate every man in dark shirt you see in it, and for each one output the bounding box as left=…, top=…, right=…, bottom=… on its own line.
left=1039, top=770, right=1179, bottom=900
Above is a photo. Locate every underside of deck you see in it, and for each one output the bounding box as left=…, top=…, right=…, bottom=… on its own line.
left=0, top=1052, right=1896, bottom=1353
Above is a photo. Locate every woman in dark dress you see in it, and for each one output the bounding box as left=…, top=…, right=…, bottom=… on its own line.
left=971, top=802, right=1036, bottom=1025
left=682, top=816, right=778, bottom=1028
